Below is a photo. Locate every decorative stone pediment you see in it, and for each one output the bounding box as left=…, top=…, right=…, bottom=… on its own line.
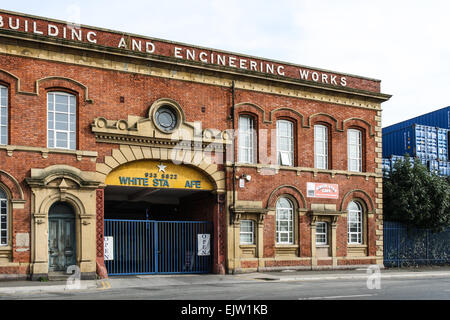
left=230, top=206, right=269, bottom=225
left=91, top=99, right=232, bottom=150
left=308, top=203, right=343, bottom=226
left=26, top=165, right=101, bottom=189
left=47, top=178, right=78, bottom=189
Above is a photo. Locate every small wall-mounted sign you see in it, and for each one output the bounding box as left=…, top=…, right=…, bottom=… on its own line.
left=197, top=234, right=210, bottom=256
left=307, top=182, right=339, bottom=199
left=104, top=236, right=114, bottom=261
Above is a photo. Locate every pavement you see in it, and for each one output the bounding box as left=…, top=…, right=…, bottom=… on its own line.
left=0, top=265, right=449, bottom=295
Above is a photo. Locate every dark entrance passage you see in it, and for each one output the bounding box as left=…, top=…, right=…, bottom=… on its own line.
left=103, top=186, right=215, bottom=275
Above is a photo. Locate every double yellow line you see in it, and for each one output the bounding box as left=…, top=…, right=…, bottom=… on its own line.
left=97, top=279, right=111, bottom=290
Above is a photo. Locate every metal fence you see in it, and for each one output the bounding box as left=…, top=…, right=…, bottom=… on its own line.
left=384, top=221, right=450, bottom=267
left=104, top=219, right=213, bottom=275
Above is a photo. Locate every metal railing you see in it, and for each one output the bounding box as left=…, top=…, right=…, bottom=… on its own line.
left=384, top=221, right=450, bottom=267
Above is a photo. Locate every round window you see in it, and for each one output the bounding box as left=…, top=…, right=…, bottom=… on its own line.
left=155, top=105, right=178, bottom=132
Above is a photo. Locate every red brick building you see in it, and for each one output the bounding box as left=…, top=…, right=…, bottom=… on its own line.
left=0, top=9, right=390, bottom=280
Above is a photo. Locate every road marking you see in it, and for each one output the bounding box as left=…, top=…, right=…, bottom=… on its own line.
left=97, top=280, right=111, bottom=290
left=299, top=294, right=375, bottom=300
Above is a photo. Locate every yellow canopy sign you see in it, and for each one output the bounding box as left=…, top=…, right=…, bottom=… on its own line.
left=105, top=160, right=214, bottom=191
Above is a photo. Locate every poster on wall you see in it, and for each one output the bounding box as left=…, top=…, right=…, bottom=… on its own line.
left=104, top=236, right=114, bottom=260
left=197, top=234, right=210, bottom=256
left=307, top=182, right=339, bottom=199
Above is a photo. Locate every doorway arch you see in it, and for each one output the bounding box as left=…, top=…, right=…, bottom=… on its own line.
left=100, top=155, right=225, bottom=275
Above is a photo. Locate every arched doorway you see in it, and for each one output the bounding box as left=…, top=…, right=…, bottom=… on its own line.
left=48, top=202, right=76, bottom=272
left=102, top=159, right=218, bottom=275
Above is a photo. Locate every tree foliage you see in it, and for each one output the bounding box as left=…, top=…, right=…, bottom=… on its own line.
left=383, top=155, right=450, bottom=232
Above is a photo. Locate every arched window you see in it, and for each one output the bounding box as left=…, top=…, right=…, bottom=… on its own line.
left=238, top=115, right=256, bottom=164
left=0, top=188, right=8, bottom=246
left=347, top=129, right=362, bottom=172
left=276, top=197, right=294, bottom=244
left=47, top=92, right=76, bottom=150
left=314, top=124, right=328, bottom=169
left=0, top=85, right=8, bottom=145
left=277, top=119, right=294, bottom=166
left=347, top=201, right=363, bottom=244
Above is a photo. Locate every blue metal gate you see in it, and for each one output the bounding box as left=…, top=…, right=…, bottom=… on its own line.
left=104, top=219, right=213, bottom=275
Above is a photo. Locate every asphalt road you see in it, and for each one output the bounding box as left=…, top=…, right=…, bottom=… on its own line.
left=1, top=275, right=449, bottom=300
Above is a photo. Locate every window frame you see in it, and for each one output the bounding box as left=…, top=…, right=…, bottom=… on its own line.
left=239, top=220, right=255, bottom=245
left=315, top=221, right=328, bottom=245
left=237, top=114, right=256, bottom=164
left=47, top=91, right=77, bottom=150
left=276, top=119, right=294, bottom=167
left=314, top=124, right=329, bottom=170
left=154, top=104, right=179, bottom=133
left=0, top=187, right=9, bottom=246
left=347, top=201, right=363, bottom=245
left=347, top=128, right=362, bottom=172
left=275, top=197, right=294, bottom=245
left=0, top=84, right=8, bottom=145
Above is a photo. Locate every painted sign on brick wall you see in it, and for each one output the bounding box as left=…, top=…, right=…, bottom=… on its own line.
left=307, top=182, right=339, bottom=199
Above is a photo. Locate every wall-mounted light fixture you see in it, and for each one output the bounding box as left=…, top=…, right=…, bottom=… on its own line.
left=237, top=174, right=251, bottom=182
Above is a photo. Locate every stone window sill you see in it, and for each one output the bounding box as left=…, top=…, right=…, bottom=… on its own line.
left=347, top=244, right=368, bottom=256
left=275, top=244, right=298, bottom=248
left=0, top=246, right=12, bottom=263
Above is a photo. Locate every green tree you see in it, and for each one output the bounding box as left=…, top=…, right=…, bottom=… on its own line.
left=383, top=155, right=450, bottom=232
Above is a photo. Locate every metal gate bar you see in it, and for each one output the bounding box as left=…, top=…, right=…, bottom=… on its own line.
left=384, top=221, right=450, bottom=267
left=104, top=219, right=212, bottom=275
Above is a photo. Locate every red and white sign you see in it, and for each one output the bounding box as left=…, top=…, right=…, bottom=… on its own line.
left=307, top=182, right=339, bottom=199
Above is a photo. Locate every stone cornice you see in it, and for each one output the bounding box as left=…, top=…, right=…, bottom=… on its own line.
left=91, top=115, right=232, bottom=150
left=0, top=9, right=384, bottom=83
left=308, top=210, right=344, bottom=225
left=229, top=206, right=268, bottom=225
left=93, top=133, right=227, bottom=151
left=229, top=162, right=382, bottom=180
left=0, top=30, right=391, bottom=106
left=0, top=144, right=97, bottom=160
left=230, top=206, right=269, bottom=214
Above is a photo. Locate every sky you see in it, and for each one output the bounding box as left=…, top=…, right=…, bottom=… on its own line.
left=1, top=0, right=449, bottom=127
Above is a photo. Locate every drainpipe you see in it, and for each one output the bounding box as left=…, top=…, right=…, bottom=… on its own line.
left=230, top=80, right=236, bottom=225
